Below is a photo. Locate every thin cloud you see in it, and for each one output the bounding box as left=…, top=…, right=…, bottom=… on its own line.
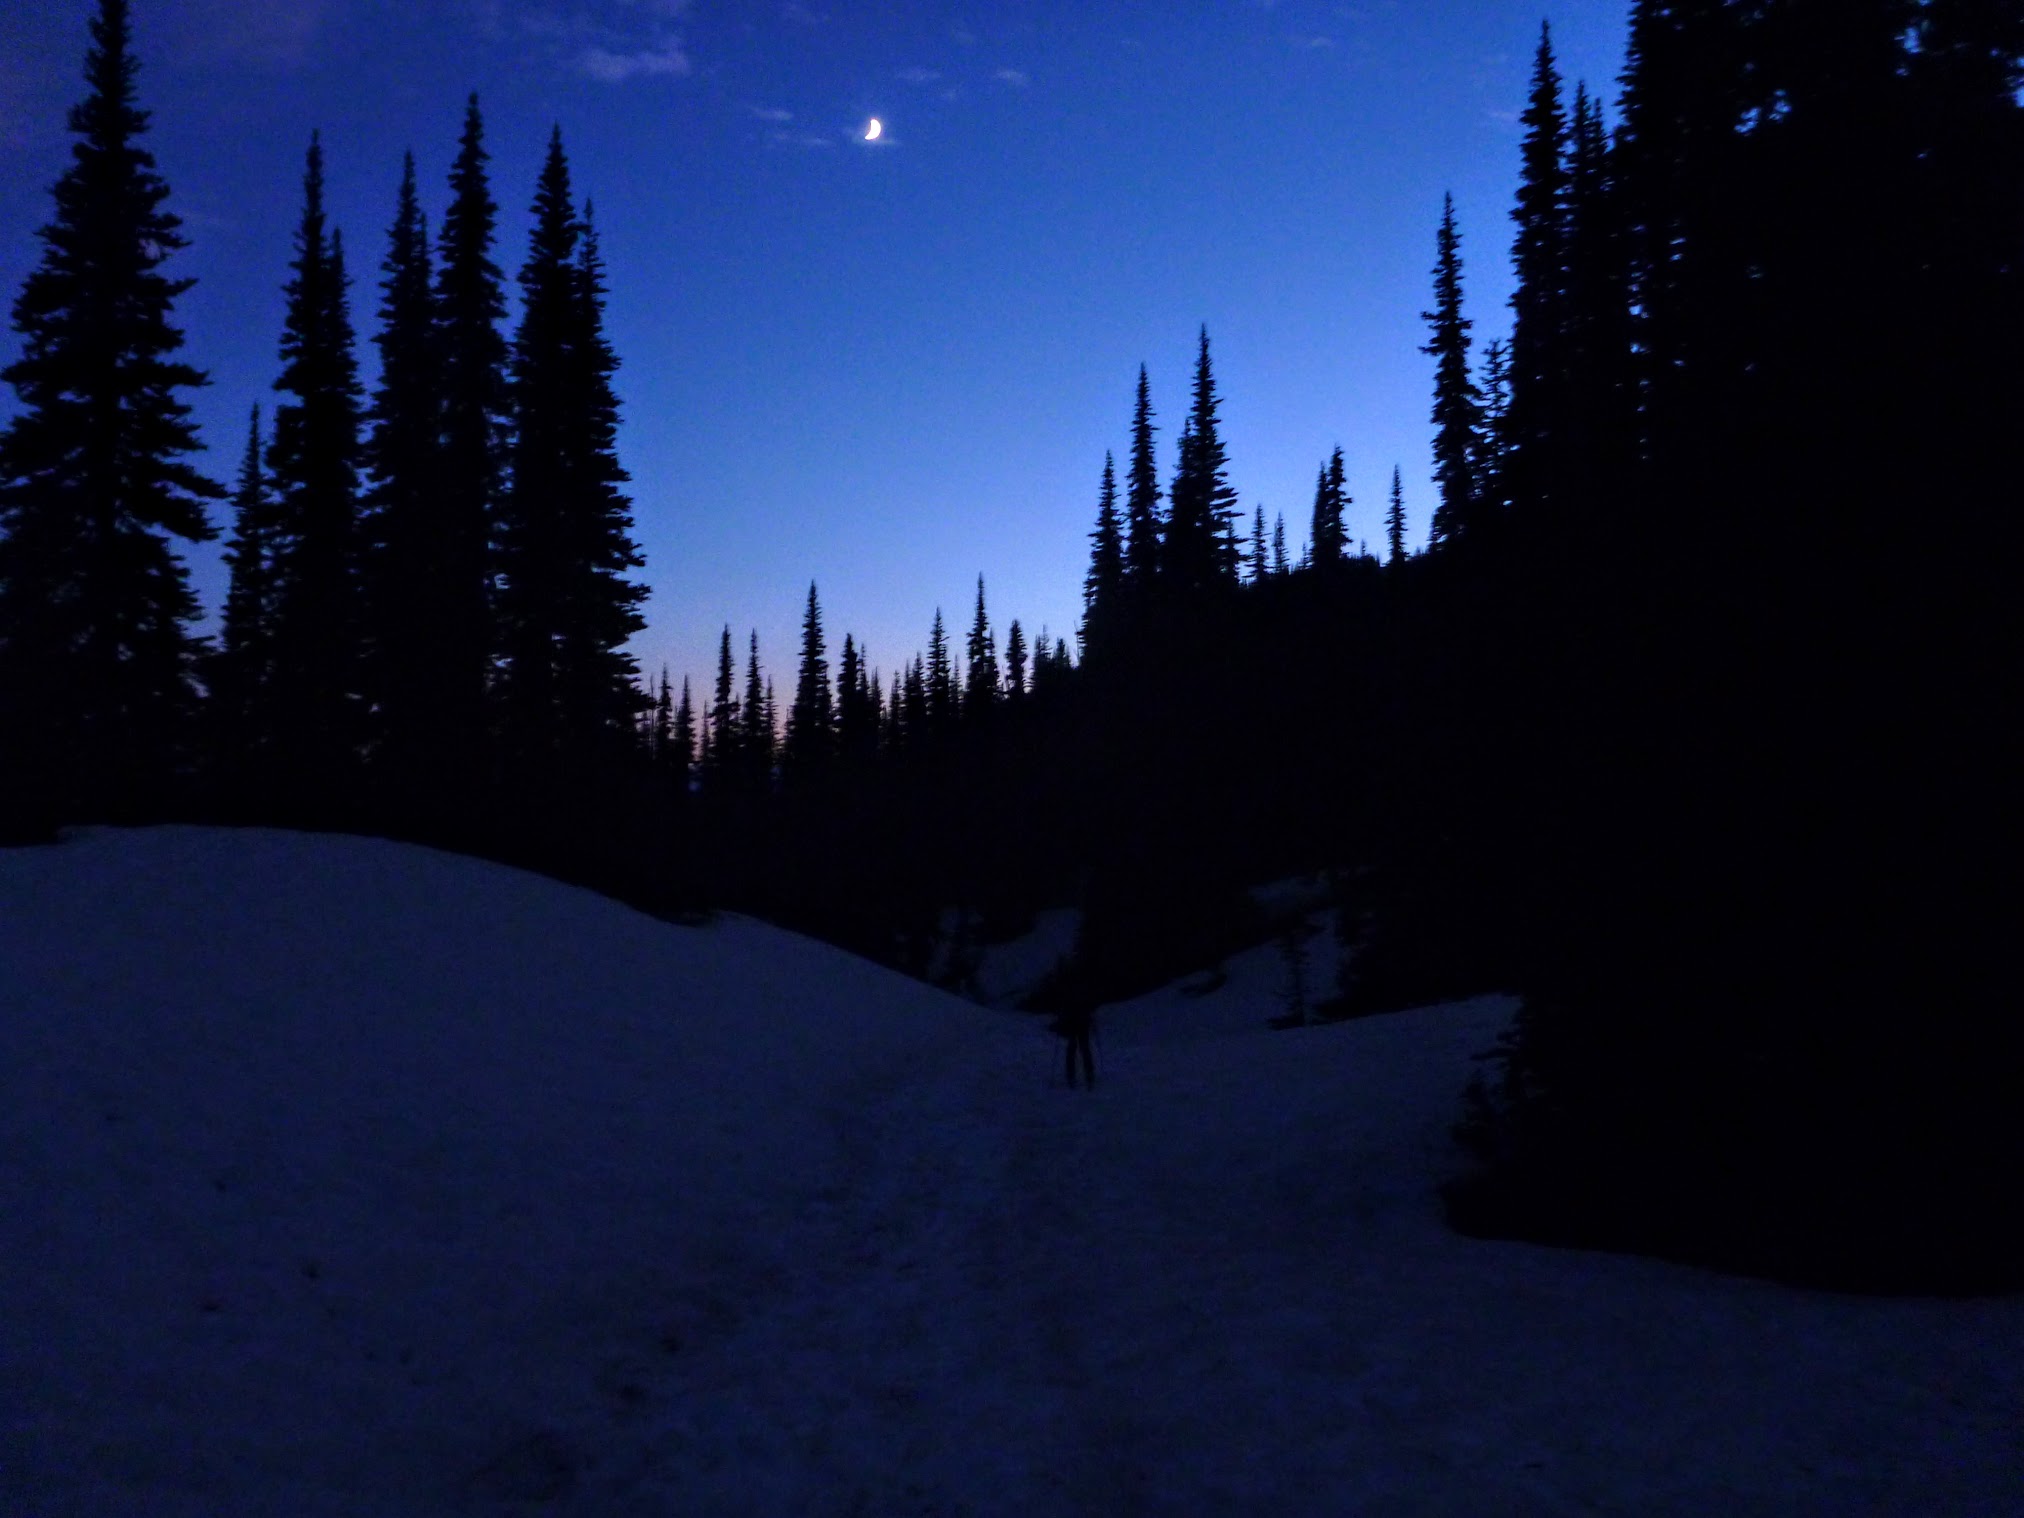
left=897, top=67, right=941, bottom=84
left=769, top=129, right=834, bottom=149
left=993, top=67, right=1029, bottom=87
left=502, top=2, right=697, bottom=82
left=1292, top=34, right=1335, bottom=49
left=748, top=105, right=796, bottom=122
left=176, top=0, right=331, bottom=67
left=578, top=41, right=692, bottom=81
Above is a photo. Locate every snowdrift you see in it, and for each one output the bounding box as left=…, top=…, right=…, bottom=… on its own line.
left=3, top=827, right=2019, bottom=1515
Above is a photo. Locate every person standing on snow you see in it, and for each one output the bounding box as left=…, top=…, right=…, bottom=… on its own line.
left=1056, top=1002, right=1097, bottom=1089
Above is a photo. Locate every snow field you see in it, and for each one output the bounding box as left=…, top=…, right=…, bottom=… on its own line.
left=2, top=827, right=2020, bottom=1515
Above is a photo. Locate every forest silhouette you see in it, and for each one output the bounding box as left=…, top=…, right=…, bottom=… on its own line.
left=2, top=0, right=2018, bottom=1292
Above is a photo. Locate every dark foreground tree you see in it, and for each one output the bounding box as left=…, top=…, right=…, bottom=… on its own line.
left=264, top=135, right=366, bottom=796
left=1163, top=327, right=1240, bottom=593
left=740, top=631, right=772, bottom=785
left=1422, top=195, right=1481, bottom=549
left=1123, top=366, right=1162, bottom=584
left=703, top=625, right=738, bottom=791
left=1309, top=448, right=1348, bottom=569
left=1385, top=467, right=1406, bottom=565
left=783, top=581, right=834, bottom=784
left=495, top=134, right=647, bottom=776
left=360, top=150, right=447, bottom=795
left=1503, top=23, right=1569, bottom=520
left=964, top=576, right=999, bottom=718
left=0, top=0, right=220, bottom=825
left=1082, top=452, right=1124, bottom=653
left=211, top=407, right=279, bottom=761
left=428, top=95, right=509, bottom=787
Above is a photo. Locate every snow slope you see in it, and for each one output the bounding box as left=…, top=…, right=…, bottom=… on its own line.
left=3, top=828, right=2020, bottom=1515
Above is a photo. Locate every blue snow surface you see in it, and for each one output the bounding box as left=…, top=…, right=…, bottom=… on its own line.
left=2, top=826, right=2020, bottom=1515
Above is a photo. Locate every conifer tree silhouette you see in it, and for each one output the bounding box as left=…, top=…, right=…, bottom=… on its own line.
left=1309, top=448, right=1349, bottom=567
left=214, top=408, right=279, bottom=760
left=1385, top=466, right=1407, bottom=565
left=1082, top=452, right=1124, bottom=650
left=1505, top=23, right=1568, bottom=519
left=429, top=96, right=508, bottom=779
left=0, top=0, right=221, bottom=818
left=740, top=630, right=771, bottom=785
left=1422, top=194, right=1481, bottom=548
left=1005, top=619, right=1028, bottom=702
left=671, top=675, right=695, bottom=787
left=496, top=137, right=647, bottom=775
left=926, top=609, right=956, bottom=734
left=360, top=150, right=444, bottom=792
left=1164, top=328, right=1240, bottom=592
left=964, top=576, right=999, bottom=717
left=784, top=581, right=835, bottom=783
left=265, top=135, right=366, bottom=794
left=1123, top=365, right=1163, bottom=584
left=704, top=624, right=738, bottom=791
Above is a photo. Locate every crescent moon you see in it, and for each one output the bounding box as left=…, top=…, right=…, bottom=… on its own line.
left=865, top=118, right=883, bottom=142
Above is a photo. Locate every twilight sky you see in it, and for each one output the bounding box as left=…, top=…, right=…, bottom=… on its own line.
left=0, top=0, right=1628, bottom=701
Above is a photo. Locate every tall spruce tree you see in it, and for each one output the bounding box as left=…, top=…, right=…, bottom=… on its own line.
left=431, top=96, right=508, bottom=765
left=1615, top=0, right=1755, bottom=482
left=1310, top=447, right=1349, bottom=567
left=1082, top=451, right=1123, bottom=648
left=902, top=656, right=929, bottom=747
left=964, top=575, right=999, bottom=716
left=837, top=632, right=878, bottom=762
left=213, top=408, right=278, bottom=747
left=1123, top=365, right=1162, bottom=583
left=359, top=151, right=444, bottom=786
left=863, top=658, right=883, bottom=734
left=1005, top=619, right=1028, bottom=702
left=925, top=609, right=955, bottom=733
left=671, top=675, right=695, bottom=788
left=265, top=136, right=366, bottom=789
left=0, top=0, right=221, bottom=818
left=1474, top=338, right=1513, bottom=515
left=650, top=665, right=672, bottom=761
left=1558, top=85, right=1634, bottom=531
left=1271, top=512, right=1289, bottom=575
left=1422, top=194, right=1481, bottom=548
left=783, top=580, right=834, bottom=782
left=1385, top=466, right=1407, bottom=565
left=496, top=137, right=647, bottom=772
left=1164, top=327, right=1240, bottom=592
left=740, top=630, right=771, bottom=785
left=704, top=624, right=738, bottom=790
left=1505, top=23, right=1570, bottom=519
left=1248, top=505, right=1267, bottom=583
left=883, top=667, right=904, bottom=751
left=559, top=204, right=648, bottom=738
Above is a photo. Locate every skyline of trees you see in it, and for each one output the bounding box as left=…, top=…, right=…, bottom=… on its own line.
left=0, top=6, right=1468, bottom=770
left=5, top=0, right=2017, bottom=1291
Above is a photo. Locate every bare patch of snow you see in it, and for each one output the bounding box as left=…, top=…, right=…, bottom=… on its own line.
left=3, top=828, right=2019, bottom=1515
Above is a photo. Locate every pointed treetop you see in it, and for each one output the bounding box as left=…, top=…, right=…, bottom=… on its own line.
left=1124, top=363, right=1163, bottom=582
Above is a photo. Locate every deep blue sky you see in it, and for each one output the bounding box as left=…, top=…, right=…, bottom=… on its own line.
left=1, top=0, right=1628, bottom=701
